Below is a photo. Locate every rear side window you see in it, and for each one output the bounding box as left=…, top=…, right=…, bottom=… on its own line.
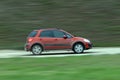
left=28, top=31, right=37, bottom=37
left=40, top=30, right=53, bottom=37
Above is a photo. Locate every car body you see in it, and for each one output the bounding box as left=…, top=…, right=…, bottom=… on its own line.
left=25, top=28, right=92, bottom=55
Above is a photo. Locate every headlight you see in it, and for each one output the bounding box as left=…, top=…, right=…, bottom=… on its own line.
left=84, top=39, right=90, bottom=43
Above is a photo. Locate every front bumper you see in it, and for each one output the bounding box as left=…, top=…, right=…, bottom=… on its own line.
left=85, top=43, right=93, bottom=50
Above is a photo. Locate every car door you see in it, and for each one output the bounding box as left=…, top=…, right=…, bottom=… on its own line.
left=52, top=30, right=72, bottom=49
left=39, top=30, right=57, bottom=50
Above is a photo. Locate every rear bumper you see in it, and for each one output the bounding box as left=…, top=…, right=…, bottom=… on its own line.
left=24, top=43, right=31, bottom=51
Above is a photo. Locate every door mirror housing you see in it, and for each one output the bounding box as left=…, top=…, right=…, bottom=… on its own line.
left=63, top=35, right=67, bottom=39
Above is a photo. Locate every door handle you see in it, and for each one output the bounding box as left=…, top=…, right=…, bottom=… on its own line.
left=55, top=39, right=58, bottom=40
left=39, top=39, right=42, bottom=40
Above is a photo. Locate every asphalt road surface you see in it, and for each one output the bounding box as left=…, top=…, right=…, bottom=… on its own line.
left=0, top=47, right=120, bottom=58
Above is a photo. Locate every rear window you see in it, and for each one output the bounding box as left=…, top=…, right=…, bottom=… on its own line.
left=28, top=31, right=37, bottom=37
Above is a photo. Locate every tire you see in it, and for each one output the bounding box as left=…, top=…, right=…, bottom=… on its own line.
left=31, top=45, right=42, bottom=55
left=73, top=43, right=84, bottom=53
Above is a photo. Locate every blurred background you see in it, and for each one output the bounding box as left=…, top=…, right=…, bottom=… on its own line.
left=0, top=0, right=120, bottom=49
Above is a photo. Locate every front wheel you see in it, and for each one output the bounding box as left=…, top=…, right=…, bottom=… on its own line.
left=31, top=45, right=43, bottom=55
left=73, top=43, right=84, bottom=53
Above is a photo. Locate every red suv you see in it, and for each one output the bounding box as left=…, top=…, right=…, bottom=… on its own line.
left=25, top=28, right=92, bottom=55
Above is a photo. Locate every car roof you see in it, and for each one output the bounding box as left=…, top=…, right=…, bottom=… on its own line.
left=34, top=28, right=61, bottom=31
left=40, top=28, right=60, bottom=30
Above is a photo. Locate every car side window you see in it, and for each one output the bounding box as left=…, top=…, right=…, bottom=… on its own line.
left=40, top=30, right=54, bottom=37
left=53, top=30, right=65, bottom=38
left=65, top=33, right=73, bottom=38
left=28, top=31, right=37, bottom=37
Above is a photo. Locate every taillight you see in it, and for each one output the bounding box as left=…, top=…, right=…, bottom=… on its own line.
left=28, top=38, right=33, bottom=42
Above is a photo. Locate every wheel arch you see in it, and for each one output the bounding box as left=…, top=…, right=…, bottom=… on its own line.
left=72, top=41, right=85, bottom=50
left=30, top=43, right=44, bottom=51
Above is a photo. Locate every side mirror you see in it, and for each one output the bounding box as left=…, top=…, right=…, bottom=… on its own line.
left=63, top=35, right=67, bottom=39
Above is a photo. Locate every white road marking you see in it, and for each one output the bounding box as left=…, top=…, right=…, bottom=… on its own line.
left=0, top=47, right=120, bottom=58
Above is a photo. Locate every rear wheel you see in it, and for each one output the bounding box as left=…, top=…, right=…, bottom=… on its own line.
left=73, top=43, right=84, bottom=53
left=31, top=45, right=42, bottom=55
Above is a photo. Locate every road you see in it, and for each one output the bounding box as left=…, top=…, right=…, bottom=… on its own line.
left=0, top=47, right=120, bottom=58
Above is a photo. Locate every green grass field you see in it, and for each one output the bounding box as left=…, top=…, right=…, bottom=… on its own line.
left=0, top=55, right=120, bottom=80
left=0, top=0, right=120, bottom=49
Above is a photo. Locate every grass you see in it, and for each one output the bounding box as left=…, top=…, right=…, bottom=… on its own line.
left=0, top=0, right=120, bottom=49
left=0, top=54, right=120, bottom=80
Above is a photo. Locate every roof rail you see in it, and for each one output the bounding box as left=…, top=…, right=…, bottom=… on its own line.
left=39, top=28, right=60, bottom=30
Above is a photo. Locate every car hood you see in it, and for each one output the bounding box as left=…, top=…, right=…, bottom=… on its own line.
left=74, top=37, right=85, bottom=40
